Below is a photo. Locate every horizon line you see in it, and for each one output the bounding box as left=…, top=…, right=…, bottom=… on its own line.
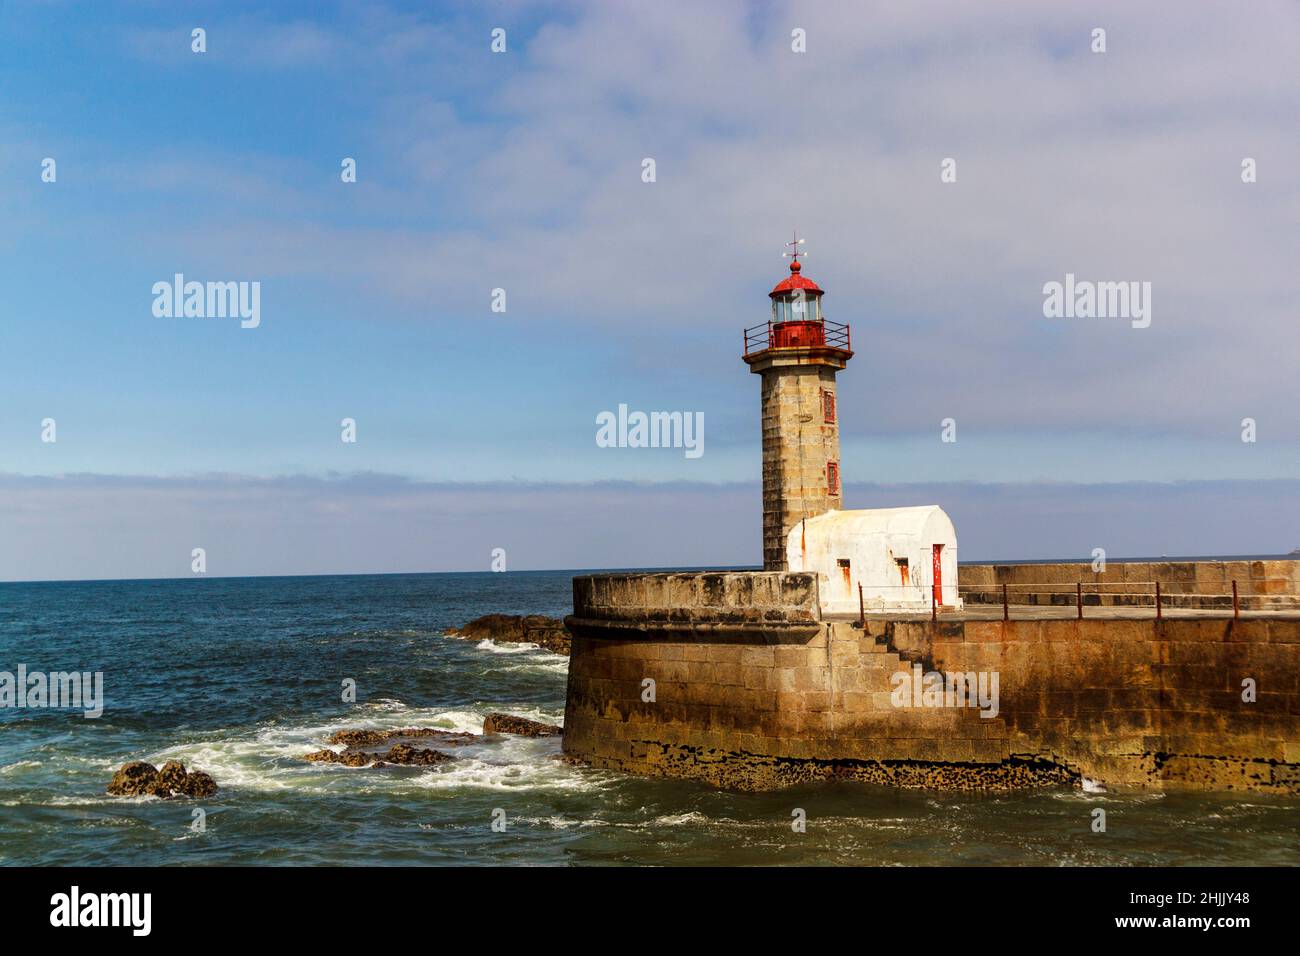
left=3, top=553, right=1295, bottom=587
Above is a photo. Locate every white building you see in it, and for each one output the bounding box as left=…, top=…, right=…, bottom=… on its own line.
left=785, top=506, right=962, bottom=615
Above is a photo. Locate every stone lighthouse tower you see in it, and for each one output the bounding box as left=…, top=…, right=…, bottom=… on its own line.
left=742, top=237, right=853, bottom=570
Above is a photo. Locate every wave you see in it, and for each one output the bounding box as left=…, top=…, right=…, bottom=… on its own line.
left=468, top=639, right=570, bottom=677
left=474, top=639, right=540, bottom=654
left=493, top=659, right=570, bottom=677
left=128, top=699, right=577, bottom=795
left=0, top=760, right=42, bottom=774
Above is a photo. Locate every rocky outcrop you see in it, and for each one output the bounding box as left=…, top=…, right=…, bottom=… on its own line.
left=304, top=742, right=455, bottom=767
left=379, top=743, right=455, bottom=766
left=304, top=749, right=376, bottom=768
left=303, top=717, right=561, bottom=770
left=107, top=760, right=218, bottom=798
left=106, top=761, right=158, bottom=796
left=446, top=614, right=571, bottom=655
left=181, top=770, right=218, bottom=797
left=303, top=728, right=472, bottom=768
left=327, top=727, right=476, bottom=748
left=482, top=713, right=563, bottom=737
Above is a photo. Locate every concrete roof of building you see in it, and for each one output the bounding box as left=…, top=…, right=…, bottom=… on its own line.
left=800, top=505, right=954, bottom=538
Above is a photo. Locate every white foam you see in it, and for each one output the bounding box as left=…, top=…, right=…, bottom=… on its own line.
left=130, top=701, right=572, bottom=795
left=1049, top=789, right=1166, bottom=804
left=3, top=794, right=162, bottom=808
left=650, top=811, right=714, bottom=827
left=409, top=749, right=610, bottom=795
left=513, top=815, right=613, bottom=829
left=475, top=639, right=540, bottom=654
left=0, top=760, right=42, bottom=774
left=509, top=811, right=772, bottom=831
left=497, top=658, right=570, bottom=677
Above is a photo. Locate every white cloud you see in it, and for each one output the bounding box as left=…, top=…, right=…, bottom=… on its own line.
left=0, top=471, right=1293, bottom=581
left=14, top=1, right=1299, bottom=447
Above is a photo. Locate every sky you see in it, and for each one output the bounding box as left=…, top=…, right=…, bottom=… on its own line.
left=0, top=0, right=1296, bottom=580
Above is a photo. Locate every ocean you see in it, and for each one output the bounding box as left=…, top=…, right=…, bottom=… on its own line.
left=0, top=571, right=1295, bottom=867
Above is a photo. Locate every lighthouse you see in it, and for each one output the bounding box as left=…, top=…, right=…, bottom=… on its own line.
left=743, top=236, right=853, bottom=570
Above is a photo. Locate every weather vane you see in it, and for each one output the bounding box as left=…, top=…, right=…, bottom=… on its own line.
left=783, top=230, right=807, bottom=264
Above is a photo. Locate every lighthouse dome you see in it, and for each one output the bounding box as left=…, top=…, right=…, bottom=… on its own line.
left=769, top=260, right=824, bottom=299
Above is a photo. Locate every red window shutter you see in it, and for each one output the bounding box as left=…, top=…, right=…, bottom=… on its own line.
left=822, top=389, right=836, bottom=423
left=827, top=461, right=840, bottom=495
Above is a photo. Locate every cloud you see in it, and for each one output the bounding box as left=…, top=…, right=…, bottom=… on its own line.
left=0, top=471, right=1293, bottom=581
left=61, top=1, right=1298, bottom=440
left=4, top=0, right=1296, bottom=507
left=122, top=17, right=341, bottom=68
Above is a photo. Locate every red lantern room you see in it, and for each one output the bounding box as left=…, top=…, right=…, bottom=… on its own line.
left=743, top=234, right=851, bottom=357
left=768, top=258, right=826, bottom=347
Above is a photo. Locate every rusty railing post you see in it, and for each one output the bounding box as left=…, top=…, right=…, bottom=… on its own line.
left=858, top=582, right=865, bottom=627
left=1002, top=583, right=1009, bottom=621
left=1232, top=579, right=1239, bottom=619
left=1077, top=581, right=1083, bottom=620
left=1155, top=581, right=1162, bottom=621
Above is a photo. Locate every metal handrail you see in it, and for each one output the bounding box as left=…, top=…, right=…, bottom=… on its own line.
left=954, top=579, right=1279, bottom=620
left=845, top=579, right=1281, bottom=621
left=743, top=318, right=852, bottom=355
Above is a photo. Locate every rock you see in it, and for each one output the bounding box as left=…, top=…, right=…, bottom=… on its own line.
left=482, top=713, right=563, bottom=737
left=446, top=614, right=571, bottom=655
left=155, top=760, right=188, bottom=792
left=379, top=743, right=454, bottom=765
left=327, top=727, right=475, bottom=748
left=304, top=749, right=376, bottom=767
left=107, top=759, right=218, bottom=799
left=303, top=742, right=455, bottom=768
left=303, top=715, right=560, bottom=772
left=180, top=770, right=218, bottom=797
left=107, top=761, right=161, bottom=797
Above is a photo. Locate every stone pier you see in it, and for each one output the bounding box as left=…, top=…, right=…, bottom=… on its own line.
left=562, top=569, right=1300, bottom=792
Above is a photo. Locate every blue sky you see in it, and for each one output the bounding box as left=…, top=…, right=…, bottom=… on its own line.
left=0, top=0, right=1296, bottom=579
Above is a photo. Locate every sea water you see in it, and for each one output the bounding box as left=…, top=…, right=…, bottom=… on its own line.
left=0, top=572, right=1295, bottom=866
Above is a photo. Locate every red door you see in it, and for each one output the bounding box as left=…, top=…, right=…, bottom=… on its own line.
left=932, top=544, right=943, bottom=607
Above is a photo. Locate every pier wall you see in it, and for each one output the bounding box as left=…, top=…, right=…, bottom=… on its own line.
left=889, top=616, right=1300, bottom=792
left=570, top=571, right=820, bottom=626
left=563, top=571, right=1300, bottom=792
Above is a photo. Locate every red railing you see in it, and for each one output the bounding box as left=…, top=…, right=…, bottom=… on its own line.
left=743, top=318, right=851, bottom=356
